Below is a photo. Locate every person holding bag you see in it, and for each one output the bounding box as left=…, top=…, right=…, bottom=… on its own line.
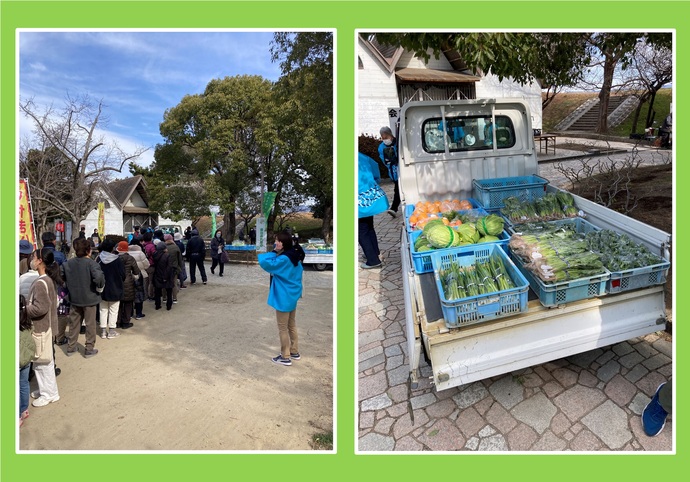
left=26, top=248, right=60, bottom=407
left=358, top=151, right=389, bottom=269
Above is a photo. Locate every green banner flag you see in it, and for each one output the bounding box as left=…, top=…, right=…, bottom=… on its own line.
left=262, top=192, right=277, bottom=219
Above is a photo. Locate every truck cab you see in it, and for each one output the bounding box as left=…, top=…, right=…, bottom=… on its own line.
left=397, top=99, right=671, bottom=391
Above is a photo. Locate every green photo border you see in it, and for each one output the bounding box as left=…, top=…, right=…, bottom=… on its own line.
left=1, top=1, right=686, bottom=480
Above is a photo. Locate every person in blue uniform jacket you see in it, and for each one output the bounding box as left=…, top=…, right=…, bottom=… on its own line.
left=378, top=126, right=400, bottom=218
left=358, top=152, right=388, bottom=269
left=258, top=231, right=305, bottom=367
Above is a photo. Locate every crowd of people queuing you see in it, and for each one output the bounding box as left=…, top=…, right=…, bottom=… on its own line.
left=19, top=223, right=308, bottom=428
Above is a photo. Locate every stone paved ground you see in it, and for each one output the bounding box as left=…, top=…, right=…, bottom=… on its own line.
left=357, top=144, right=673, bottom=452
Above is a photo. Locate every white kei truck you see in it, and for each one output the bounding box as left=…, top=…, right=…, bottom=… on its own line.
left=394, top=99, right=671, bottom=391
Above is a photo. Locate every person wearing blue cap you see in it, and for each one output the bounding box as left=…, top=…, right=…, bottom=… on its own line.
left=19, top=239, right=34, bottom=276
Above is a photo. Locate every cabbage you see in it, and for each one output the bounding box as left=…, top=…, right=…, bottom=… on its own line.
left=478, top=235, right=500, bottom=243
left=422, top=218, right=446, bottom=237
left=417, top=245, right=433, bottom=252
left=477, top=214, right=505, bottom=237
left=426, top=224, right=456, bottom=249
left=456, top=223, right=480, bottom=244
left=414, top=235, right=429, bottom=251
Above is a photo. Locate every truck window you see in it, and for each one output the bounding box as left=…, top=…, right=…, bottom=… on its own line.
left=422, top=115, right=516, bottom=153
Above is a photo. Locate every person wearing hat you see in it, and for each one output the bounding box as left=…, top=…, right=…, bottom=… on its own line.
left=186, top=228, right=208, bottom=285
left=164, top=234, right=182, bottom=303
left=41, top=231, right=66, bottom=266
left=19, top=239, right=34, bottom=276
left=378, top=125, right=400, bottom=218
left=96, top=239, right=126, bottom=339
left=116, top=241, right=141, bottom=329
left=153, top=242, right=174, bottom=310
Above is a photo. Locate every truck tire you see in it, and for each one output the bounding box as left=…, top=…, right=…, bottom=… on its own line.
left=314, top=263, right=328, bottom=271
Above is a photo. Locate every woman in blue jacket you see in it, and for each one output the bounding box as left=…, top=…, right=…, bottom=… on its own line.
left=258, top=232, right=305, bottom=367
left=358, top=152, right=389, bottom=269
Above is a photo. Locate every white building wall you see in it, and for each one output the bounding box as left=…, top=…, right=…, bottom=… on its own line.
left=357, top=39, right=400, bottom=137
left=81, top=202, right=123, bottom=238
left=127, top=189, right=147, bottom=208
left=475, top=72, right=543, bottom=129
left=396, top=49, right=453, bottom=70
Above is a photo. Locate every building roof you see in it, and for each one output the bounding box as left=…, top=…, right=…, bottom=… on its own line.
left=359, top=34, right=404, bottom=73
left=395, top=68, right=480, bottom=84
left=106, top=175, right=149, bottom=211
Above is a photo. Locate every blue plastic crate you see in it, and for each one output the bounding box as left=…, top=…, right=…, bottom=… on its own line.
left=607, top=260, right=670, bottom=293
left=473, top=175, right=549, bottom=209
left=510, top=252, right=608, bottom=307
left=409, top=227, right=510, bottom=274
left=430, top=244, right=529, bottom=329
left=507, top=217, right=600, bottom=236
left=404, top=199, right=481, bottom=232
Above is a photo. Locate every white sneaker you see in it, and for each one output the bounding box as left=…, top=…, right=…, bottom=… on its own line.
left=32, top=395, right=60, bottom=407
left=107, top=329, right=120, bottom=339
left=100, top=328, right=107, bottom=339
left=30, top=390, right=40, bottom=399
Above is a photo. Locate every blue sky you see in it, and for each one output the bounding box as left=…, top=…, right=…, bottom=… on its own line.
left=19, top=31, right=282, bottom=172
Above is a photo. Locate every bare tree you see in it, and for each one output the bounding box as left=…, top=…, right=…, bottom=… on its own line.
left=20, top=93, right=147, bottom=231
left=235, top=188, right=262, bottom=238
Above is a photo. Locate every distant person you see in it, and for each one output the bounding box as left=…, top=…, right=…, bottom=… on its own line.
left=60, top=237, right=104, bottom=358
left=128, top=226, right=141, bottom=244
left=258, top=232, right=305, bottom=367
left=210, top=229, right=226, bottom=277
left=174, top=233, right=188, bottom=289
left=378, top=125, right=400, bottom=218
left=659, top=113, right=672, bottom=149
left=78, top=226, right=86, bottom=239
left=153, top=243, right=174, bottom=311
left=116, top=241, right=141, bottom=329
left=19, top=253, right=40, bottom=298
left=91, top=229, right=102, bottom=247
left=141, top=231, right=157, bottom=300
left=186, top=229, right=207, bottom=285
left=643, top=382, right=672, bottom=436
left=164, top=234, right=182, bottom=303
left=26, top=248, right=60, bottom=407
left=249, top=227, right=256, bottom=245
left=41, top=231, right=66, bottom=266
left=184, top=226, right=193, bottom=241
left=127, top=239, right=149, bottom=320
left=96, top=240, right=125, bottom=339
left=358, top=152, right=388, bottom=269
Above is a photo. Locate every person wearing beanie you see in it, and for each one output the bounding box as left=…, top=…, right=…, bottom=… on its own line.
left=378, top=125, right=400, bottom=218
left=153, top=242, right=174, bottom=310
left=127, top=239, right=149, bottom=320
left=96, top=239, right=126, bottom=339
left=164, top=234, right=182, bottom=303
left=210, top=229, right=226, bottom=277
left=186, top=228, right=207, bottom=285
left=116, top=241, right=141, bottom=329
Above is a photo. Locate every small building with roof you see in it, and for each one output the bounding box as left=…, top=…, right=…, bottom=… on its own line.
left=357, top=34, right=543, bottom=137
left=79, top=175, right=190, bottom=238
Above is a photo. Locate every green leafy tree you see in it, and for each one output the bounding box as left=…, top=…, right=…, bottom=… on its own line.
left=154, top=75, right=272, bottom=240
left=271, top=32, right=333, bottom=241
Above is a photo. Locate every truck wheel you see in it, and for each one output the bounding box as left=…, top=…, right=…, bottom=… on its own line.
left=314, top=263, right=328, bottom=271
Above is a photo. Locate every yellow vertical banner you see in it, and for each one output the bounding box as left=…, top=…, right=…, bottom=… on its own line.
left=98, top=202, right=105, bottom=238
left=18, top=179, right=37, bottom=248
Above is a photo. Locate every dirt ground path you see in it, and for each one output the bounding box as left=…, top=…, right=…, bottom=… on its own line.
left=20, top=262, right=333, bottom=451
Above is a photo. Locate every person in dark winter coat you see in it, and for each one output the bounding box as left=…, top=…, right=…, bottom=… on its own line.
left=153, top=243, right=174, bottom=310
left=186, top=229, right=207, bottom=285
left=164, top=234, right=182, bottom=303
left=210, top=229, right=225, bottom=277
left=174, top=233, right=188, bottom=288
left=41, top=232, right=67, bottom=266
left=60, top=237, right=104, bottom=358
left=142, top=231, right=157, bottom=300
left=116, top=241, right=141, bottom=329
left=97, top=239, right=126, bottom=339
